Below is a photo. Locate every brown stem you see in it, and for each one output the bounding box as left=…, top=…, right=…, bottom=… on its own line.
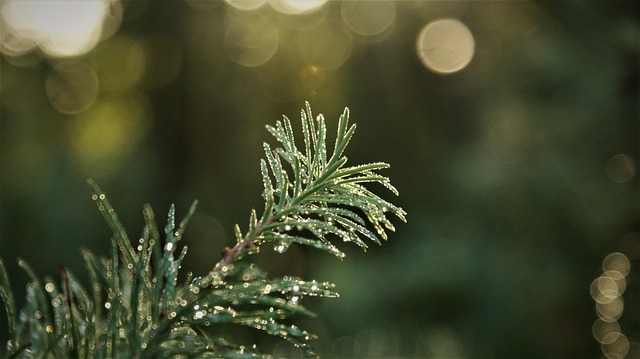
left=208, top=213, right=277, bottom=278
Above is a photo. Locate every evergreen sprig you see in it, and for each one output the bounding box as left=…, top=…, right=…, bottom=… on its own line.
left=0, top=103, right=405, bottom=358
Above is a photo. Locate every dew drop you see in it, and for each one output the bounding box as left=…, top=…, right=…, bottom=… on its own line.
left=274, top=241, right=289, bottom=253
left=99, top=194, right=105, bottom=200
left=91, top=194, right=98, bottom=200
left=104, top=302, right=111, bottom=309
left=284, top=224, right=292, bottom=231
left=164, top=242, right=173, bottom=251
left=45, top=283, right=55, bottom=293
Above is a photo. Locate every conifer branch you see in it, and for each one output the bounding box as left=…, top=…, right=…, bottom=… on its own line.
left=206, top=102, right=406, bottom=286
left=0, top=103, right=405, bottom=358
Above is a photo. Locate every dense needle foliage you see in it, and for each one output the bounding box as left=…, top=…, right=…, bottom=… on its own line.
left=0, top=103, right=406, bottom=358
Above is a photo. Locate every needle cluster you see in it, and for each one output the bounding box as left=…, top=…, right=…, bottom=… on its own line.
left=0, top=103, right=405, bottom=358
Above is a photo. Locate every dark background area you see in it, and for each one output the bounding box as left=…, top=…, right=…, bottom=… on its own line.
left=1, top=1, right=638, bottom=357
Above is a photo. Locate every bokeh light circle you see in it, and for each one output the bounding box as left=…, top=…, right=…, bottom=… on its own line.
left=416, top=18, right=475, bottom=74
left=593, top=319, right=621, bottom=344
left=46, top=60, right=99, bottom=114
left=602, top=252, right=630, bottom=276
left=1, top=0, right=110, bottom=58
left=296, top=18, right=352, bottom=69
left=224, top=13, right=279, bottom=67
left=341, top=0, right=396, bottom=39
left=94, top=36, right=146, bottom=91
left=224, top=0, right=267, bottom=11
left=601, top=333, right=630, bottom=359
left=269, top=0, right=327, bottom=15
left=606, top=154, right=636, bottom=183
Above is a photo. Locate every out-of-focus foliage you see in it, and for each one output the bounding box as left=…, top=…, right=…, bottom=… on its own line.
left=1, top=1, right=638, bottom=358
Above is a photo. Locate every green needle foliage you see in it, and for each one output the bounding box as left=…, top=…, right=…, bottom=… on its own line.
left=0, top=103, right=406, bottom=358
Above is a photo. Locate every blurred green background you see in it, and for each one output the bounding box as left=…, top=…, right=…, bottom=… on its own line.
left=1, top=1, right=638, bottom=357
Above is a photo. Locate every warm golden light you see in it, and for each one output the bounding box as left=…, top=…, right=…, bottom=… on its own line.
left=341, top=0, right=396, bottom=40
left=296, top=18, right=352, bottom=69
left=224, top=13, right=279, bottom=67
left=299, top=65, right=325, bottom=90
left=1, top=0, right=115, bottom=58
left=269, top=0, right=327, bottom=15
left=416, top=18, right=475, bottom=74
left=67, top=94, right=150, bottom=176
left=224, top=0, right=267, bottom=11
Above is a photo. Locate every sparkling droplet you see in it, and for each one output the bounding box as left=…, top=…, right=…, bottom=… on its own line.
left=99, top=194, right=105, bottom=200
left=274, top=242, right=289, bottom=253
left=165, top=242, right=173, bottom=251
left=104, top=302, right=111, bottom=309
left=91, top=194, right=98, bottom=200
left=284, top=225, right=292, bottom=231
